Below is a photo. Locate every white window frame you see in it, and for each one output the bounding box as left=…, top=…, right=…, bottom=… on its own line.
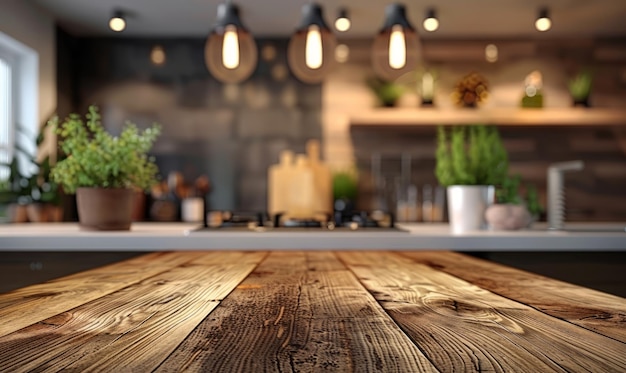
left=0, top=45, right=18, bottom=179
left=0, top=31, right=38, bottom=179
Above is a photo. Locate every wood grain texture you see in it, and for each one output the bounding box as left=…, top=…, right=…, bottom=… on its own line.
left=156, top=251, right=438, bottom=373
left=0, top=252, right=202, bottom=337
left=338, top=251, right=626, bottom=373
left=0, top=251, right=266, bottom=373
left=401, top=251, right=626, bottom=343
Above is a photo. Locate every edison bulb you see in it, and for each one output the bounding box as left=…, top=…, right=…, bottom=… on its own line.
left=287, top=23, right=336, bottom=84
left=305, top=25, right=323, bottom=69
left=388, top=25, right=406, bottom=69
left=222, top=25, right=240, bottom=69
left=372, top=23, right=419, bottom=81
left=205, top=25, right=257, bottom=83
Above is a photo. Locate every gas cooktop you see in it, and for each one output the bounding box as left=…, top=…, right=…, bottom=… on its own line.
left=195, top=210, right=399, bottom=232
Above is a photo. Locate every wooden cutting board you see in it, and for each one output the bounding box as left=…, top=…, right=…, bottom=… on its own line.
left=268, top=141, right=332, bottom=219
left=267, top=150, right=294, bottom=216
left=306, top=140, right=332, bottom=215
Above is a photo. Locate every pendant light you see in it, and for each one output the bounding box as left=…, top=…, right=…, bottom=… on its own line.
left=288, top=3, right=337, bottom=84
left=372, top=3, right=420, bottom=81
left=535, top=7, right=552, bottom=32
left=205, top=1, right=258, bottom=84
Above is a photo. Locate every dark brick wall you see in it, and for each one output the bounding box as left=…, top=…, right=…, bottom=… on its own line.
left=59, top=34, right=322, bottom=211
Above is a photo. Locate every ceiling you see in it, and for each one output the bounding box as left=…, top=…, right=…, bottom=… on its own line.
left=33, top=0, right=626, bottom=39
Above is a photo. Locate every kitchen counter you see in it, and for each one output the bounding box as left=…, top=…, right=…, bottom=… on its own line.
left=0, top=222, right=625, bottom=250
left=0, top=251, right=624, bottom=372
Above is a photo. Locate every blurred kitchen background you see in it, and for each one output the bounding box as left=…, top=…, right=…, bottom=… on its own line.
left=2, top=0, right=626, bottom=222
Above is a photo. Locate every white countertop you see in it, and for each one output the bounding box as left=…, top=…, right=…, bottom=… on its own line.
left=0, top=222, right=624, bottom=251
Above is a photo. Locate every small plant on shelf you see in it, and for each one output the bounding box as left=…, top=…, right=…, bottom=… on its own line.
left=366, top=77, right=404, bottom=107
left=435, top=125, right=508, bottom=187
left=452, top=72, right=489, bottom=108
left=568, top=70, right=593, bottom=107
left=332, top=168, right=358, bottom=203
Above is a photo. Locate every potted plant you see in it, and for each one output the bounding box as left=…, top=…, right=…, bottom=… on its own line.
left=50, top=106, right=161, bottom=231
left=0, top=124, right=61, bottom=223
left=332, top=167, right=358, bottom=216
left=485, top=175, right=543, bottom=230
left=452, top=72, right=489, bottom=108
left=0, top=157, right=31, bottom=223
left=435, top=125, right=508, bottom=233
left=568, top=70, right=593, bottom=107
left=366, top=77, right=404, bottom=107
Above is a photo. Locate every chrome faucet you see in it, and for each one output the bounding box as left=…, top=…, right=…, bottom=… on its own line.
left=547, top=160, right=584, bottom=230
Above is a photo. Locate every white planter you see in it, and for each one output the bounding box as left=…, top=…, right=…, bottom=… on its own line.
left=447, top=185, right=495, bottom=234
left=181, top=197, right=204, bottom=222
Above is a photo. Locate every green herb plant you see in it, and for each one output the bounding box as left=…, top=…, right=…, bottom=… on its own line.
left=568, top=70, right=593, bottom=101
left=51, top=106, right=161, bottom=194
left=435, top=125, right=508, bottom=187
left=366, top=77, right=404, bottom=107
left=332, top=168, right=358, bottom=201
left=496, top=174, right=523, bottom=205
left=496, top=174, right=543, bottom=217
left=0, top=123, right=60, bottom=205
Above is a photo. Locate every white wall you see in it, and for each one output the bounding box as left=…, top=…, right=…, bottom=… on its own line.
left=0, top=0, right=56, bottom=160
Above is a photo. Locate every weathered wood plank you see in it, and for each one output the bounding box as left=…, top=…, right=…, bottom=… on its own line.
left=304, top=250, right=346, bottom=271
left=338, top=251, right=626, bottom=373
left=155, top=251, right=438, bottom=373
left=0, top=252, right=203, bottom=337
left=0, top=251, right=267, bottom=373
left=401, top=251, right=626, bottom=343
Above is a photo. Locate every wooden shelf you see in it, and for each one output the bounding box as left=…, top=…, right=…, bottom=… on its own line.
left=350, top=108, right=626, bottom=127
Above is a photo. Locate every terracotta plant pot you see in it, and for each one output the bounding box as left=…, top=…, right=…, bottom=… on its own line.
left=26, top=204, right=64, bottom=223
left=76, top=187, right=135, bottom=231
left=8, top=204, right=28, bottom=223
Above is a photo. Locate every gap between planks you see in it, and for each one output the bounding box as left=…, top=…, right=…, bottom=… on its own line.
left=155, top=251, right=439, bottom=373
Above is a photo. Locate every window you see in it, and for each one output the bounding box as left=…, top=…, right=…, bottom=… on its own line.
left=0, top=31, right=38, bottom=180
left=0, top=51, right=15, bottom=180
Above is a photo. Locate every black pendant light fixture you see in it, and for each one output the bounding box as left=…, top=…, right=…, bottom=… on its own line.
left=287, top=3, right=337, bottom=84
left=205, top=0, right=258, bottom=84
left=372, top=3, right=420, bottom=81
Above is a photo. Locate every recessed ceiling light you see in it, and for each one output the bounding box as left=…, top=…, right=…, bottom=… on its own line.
left=423, top=8, right=439, bottom=32
left=535, top=8, right=552, bottom=32
left=335, top=8, right=351, bottom=32
left=109, top=11, right=126, bottom=32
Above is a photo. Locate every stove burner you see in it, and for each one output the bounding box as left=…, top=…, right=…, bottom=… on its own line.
left=204, top=210, right=394, bottom=230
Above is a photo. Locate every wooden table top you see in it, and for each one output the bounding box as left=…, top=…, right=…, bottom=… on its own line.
left=0, top=251, right=624, bottom=372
